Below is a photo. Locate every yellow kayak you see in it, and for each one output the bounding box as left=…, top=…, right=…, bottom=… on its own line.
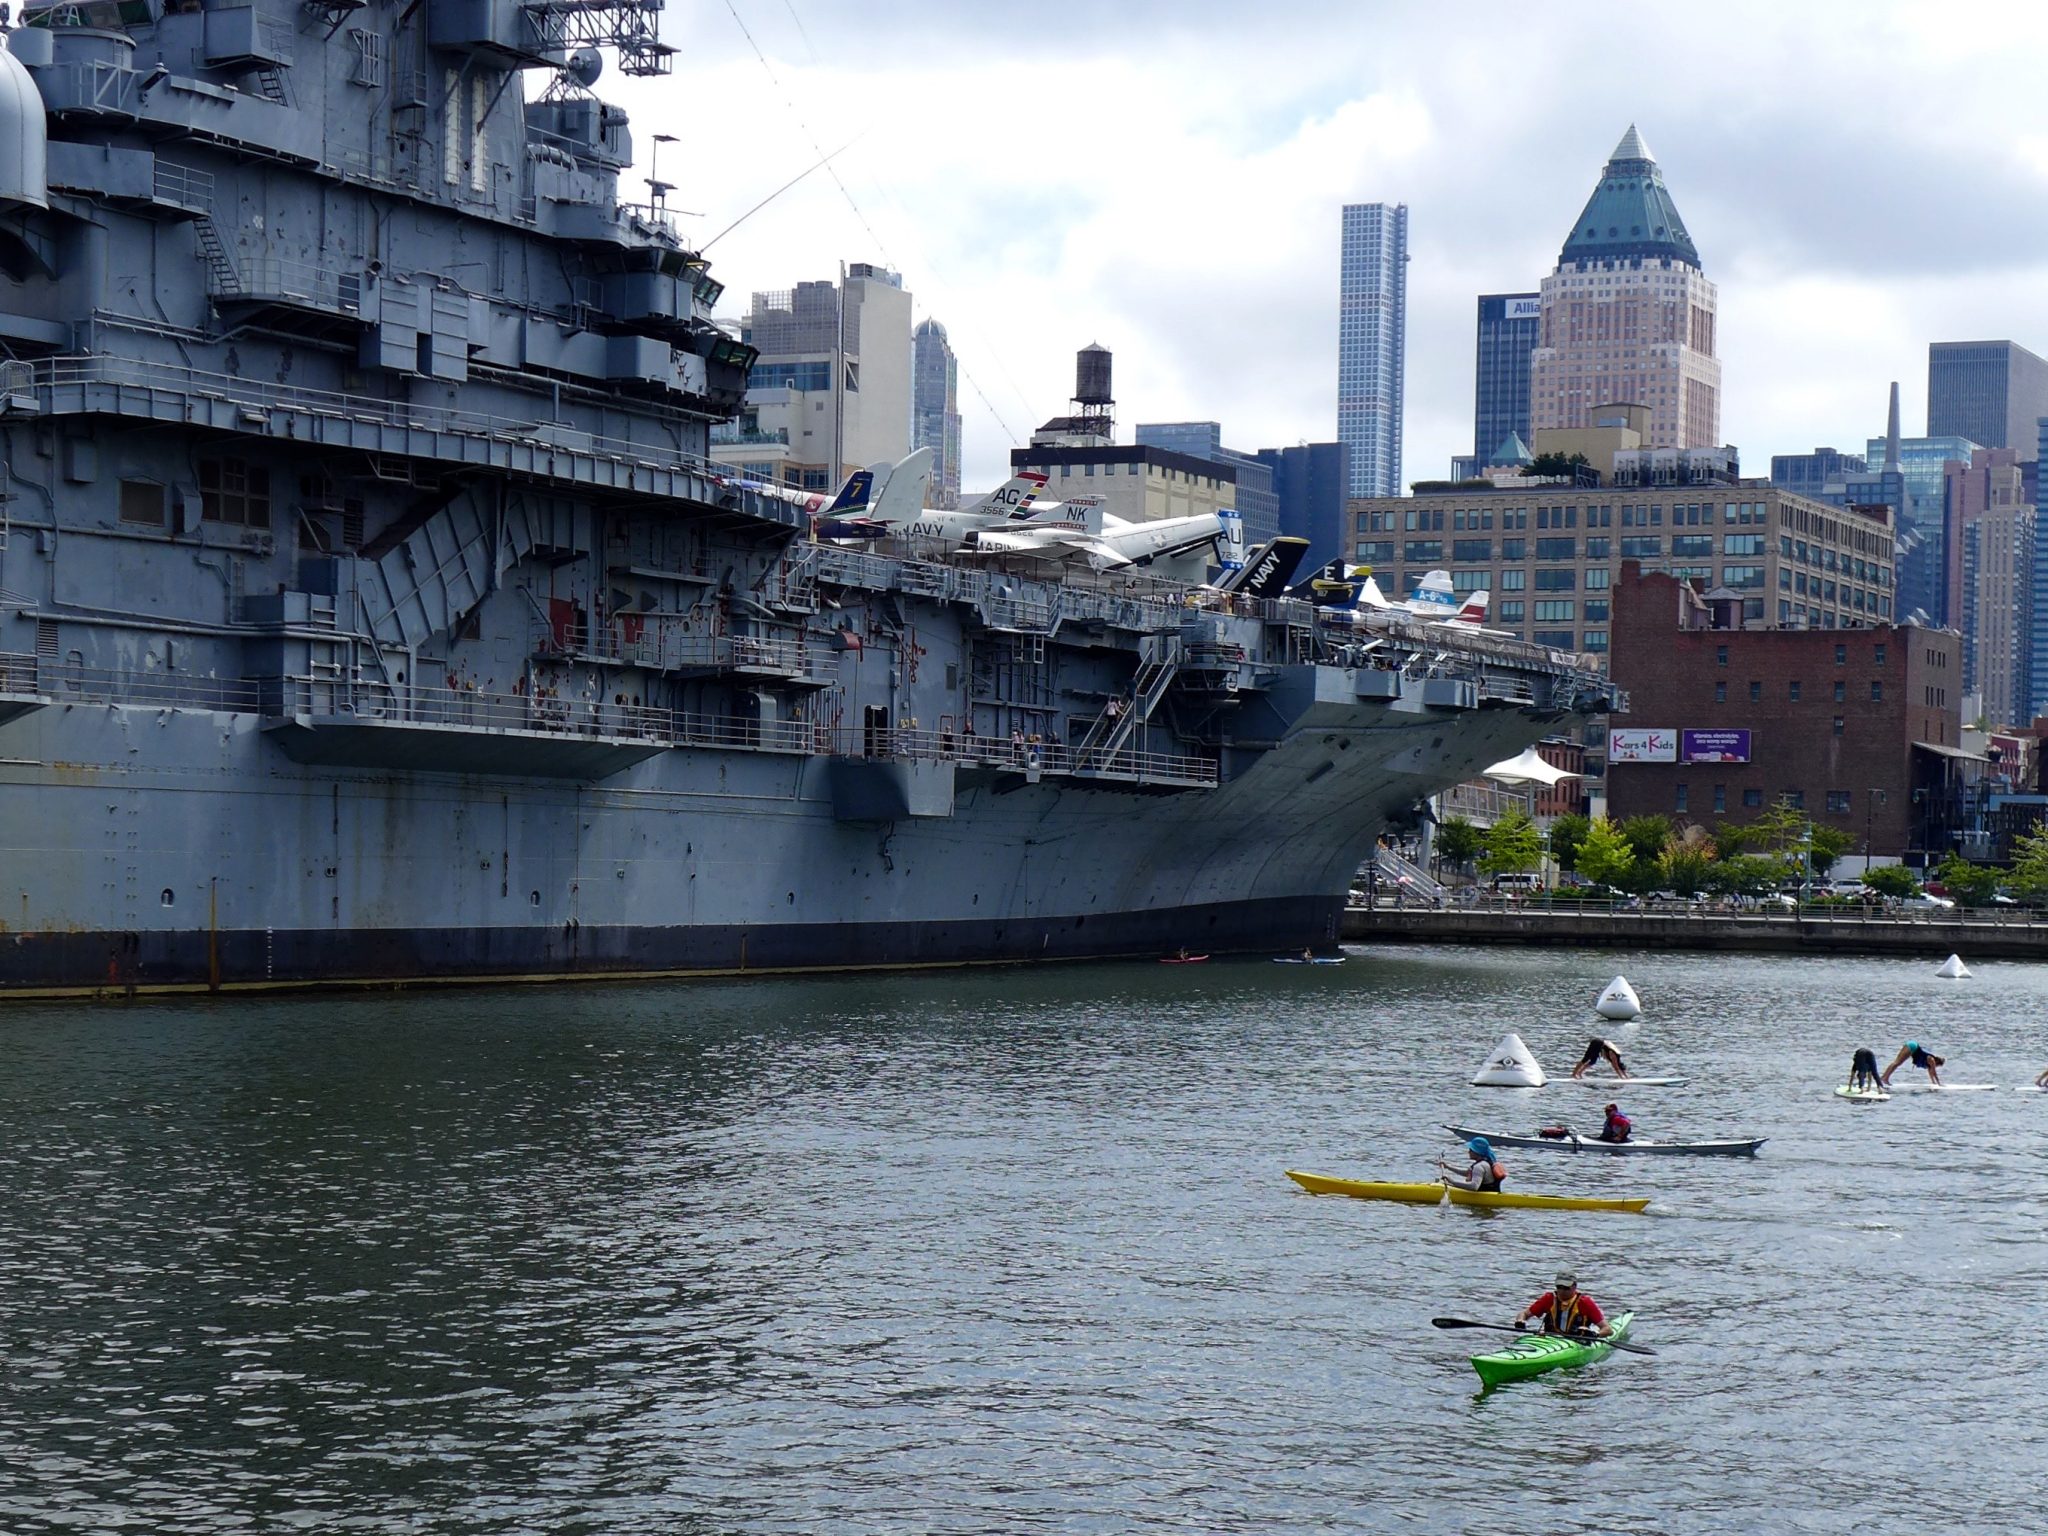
left=1286, top=1170, right=1445, bottom=1203
left=1444, top=1183, right=1648, bottom=1214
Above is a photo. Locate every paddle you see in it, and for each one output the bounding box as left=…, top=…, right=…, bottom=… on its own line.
left=1431, top=1317, right=1656, bottom=1355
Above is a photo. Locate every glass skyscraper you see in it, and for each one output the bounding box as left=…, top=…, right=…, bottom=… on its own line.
left=1473, top=293, right=1540, bottom=464
left=1337, top=202, right=1408, bottom=499
left=1769, top=446, right=1865, bottom=501
left=912, top=318, right=961, bottom=508
left=1928, top=341, right=2048, bottom=459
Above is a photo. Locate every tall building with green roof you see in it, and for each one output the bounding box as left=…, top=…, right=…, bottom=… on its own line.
left=1530, top=127, right=1721, bottom=451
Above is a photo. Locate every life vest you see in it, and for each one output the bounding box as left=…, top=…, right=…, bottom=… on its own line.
left=1478, top=1158, right=1506, bottom=1191
left=1545, top=1292, right=1593, bottom=1332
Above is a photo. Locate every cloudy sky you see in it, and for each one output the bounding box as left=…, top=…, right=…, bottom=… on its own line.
left=602, top=1, right=2048, bottom=491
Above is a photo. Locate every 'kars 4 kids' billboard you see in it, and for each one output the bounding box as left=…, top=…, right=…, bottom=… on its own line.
left=1680, top=729, right=1752, bottom=763
left=1607, top=728, right=1677, bottom=763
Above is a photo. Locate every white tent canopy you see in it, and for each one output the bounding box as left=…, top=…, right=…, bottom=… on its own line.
left=1482, top=746, right=1581, bottom=787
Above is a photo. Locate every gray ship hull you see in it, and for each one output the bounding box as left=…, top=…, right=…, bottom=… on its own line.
left=0, top=694, right=1544, bottom=994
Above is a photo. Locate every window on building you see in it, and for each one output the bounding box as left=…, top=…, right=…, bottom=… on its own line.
left=1827, top=790, right=1852, bottom=814
left=1673, top=534, right=1713, bottom=558
left=1749, top=681, right=1762, bottom=702
left=1499, top=570, right=1526, bottom=591
left=1715, top=645, right=1728, bottom=667
left=1834, top=644, right=1847, bottom=665
left=1586, top=537, right=1611, bottom=559
left=1789, top=681, right=1801, bottom=701
left=1533, top=600, right=1575, bottom=622
left=198, top=458, right=271, bottom=529
left=1874, top=644, right=1886, bottom=666
left=1536, top=538, right=1576, bottom=561
left=1403, top=541, right=1443, bottom=562
left=1620, top=537, right=1661, bottom=559
left=1742, top=787, right=1762, bottom=808
left=118, top=479, right=165, bottom=526
left=1713, top=785, right=1727, bottom=813
left=1355, top=541, right=1395, bottom=563
left=1723, top=533, right=1766, bottom=557
left=1498, top=600, right=1524, bottom=622
left=1721, top=566, right=1764, bottom=589
left=1871, top=682, right=1883, bottom=701
left=1582, top=630, right=1608, bottom=651
left=1714, top=681, right=1727, bottom=702
left=1532, top=629, right=1575, bottom=648
left=1833, top=681, right=1845, bottom=702
left=1584, top=599, right=1610, bottom=622
left=1501, top=538, right=1526, bottom=561
left=1675, top=784, right=1688, bottom=812
left=1534, top=570, right=1575, bottom=591
left=1585, top=568, right=1610, bottom=590
left=1784, top=790, right=1805, bottom=810
left=1453, top=539, right=1492, bottom=563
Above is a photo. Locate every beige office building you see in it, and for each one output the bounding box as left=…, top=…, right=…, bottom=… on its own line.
left=1346, top=481, right=1896, bottom=661
left=1530, top=127, right=1721, bottom=451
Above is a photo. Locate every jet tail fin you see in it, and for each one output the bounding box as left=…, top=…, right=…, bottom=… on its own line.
left=822, top=465, right=879, bottom=516
left=866, top=447, right=934, bottom=526
left=1216, top=536, right=1310, bottom=597
left=1216, top=509, right=1246, bottom=571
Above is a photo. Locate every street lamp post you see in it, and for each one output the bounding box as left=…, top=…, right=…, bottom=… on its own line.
left=1865, top=788, right=1877, bottom=878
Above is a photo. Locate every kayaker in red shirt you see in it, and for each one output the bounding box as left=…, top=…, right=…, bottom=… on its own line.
left=1514, top=1272, right=1611, bottom=1337
left=1596, top=1103, right=1631, bottom=1143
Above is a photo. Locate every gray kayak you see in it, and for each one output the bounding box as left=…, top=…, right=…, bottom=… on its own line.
left=1445, top=1123, right=1767, bottom=1157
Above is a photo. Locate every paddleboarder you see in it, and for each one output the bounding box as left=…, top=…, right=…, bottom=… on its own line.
left=1596, top=1102, right=1632, bottom=1143
left=1441, top=1136, right=1506, bottom=1193
left=1881, top=1040, right=1945, bottom=1087
left=1513, top=1271, right=1613, bottom=1338
left=1570, top=1037, right=1630, bottom=1080
left=1848, top=1048, right=1886, bottom=1093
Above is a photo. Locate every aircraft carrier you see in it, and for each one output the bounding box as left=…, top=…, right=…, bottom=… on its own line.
left=0, top=0, right=1609, bottom=994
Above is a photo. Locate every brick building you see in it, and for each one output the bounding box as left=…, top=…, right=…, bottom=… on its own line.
left=1605, top=565, right=1965, bottom=863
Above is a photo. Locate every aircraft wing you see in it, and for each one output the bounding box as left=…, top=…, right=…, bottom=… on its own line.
left=969, top=526, right=1134, bottom=568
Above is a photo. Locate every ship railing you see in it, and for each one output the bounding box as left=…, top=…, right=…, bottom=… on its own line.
left=2, top=655, right=264, bottom=713
left=151, top=160, right=215, bottom=213
left=234, top=257, right=363, bottom=314
left=849, top=725, right=1218, bottom=790
left=274, top=676, right=817, bottom=754
left=32, top=355, right=743, bottom=486
left=534, top=622, right=837, bottom=681
left=809, top=543, right=1188, bottom=635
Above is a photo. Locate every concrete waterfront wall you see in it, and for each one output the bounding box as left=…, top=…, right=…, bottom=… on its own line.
left=1343, top=904, right=2048, bottom=959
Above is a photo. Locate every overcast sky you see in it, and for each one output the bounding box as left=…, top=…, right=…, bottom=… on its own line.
left=602, top=1, right=2048, bottom=492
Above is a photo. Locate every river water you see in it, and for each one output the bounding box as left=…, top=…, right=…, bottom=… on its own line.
left=0, top=947, right=2043, bottom=1534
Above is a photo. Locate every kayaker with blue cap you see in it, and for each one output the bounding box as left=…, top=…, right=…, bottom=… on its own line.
left=1595, top=1102, right=1632, bottom=1143
left=1881, top=1040, right=1945, bottom=1087
left=1442, top=1136, right=1506, bottom=1193
left=1514, top=1271, right=1612, bottom=1337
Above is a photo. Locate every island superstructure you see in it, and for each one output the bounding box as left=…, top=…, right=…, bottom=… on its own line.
left=0, top=0, right=1609, bottom=993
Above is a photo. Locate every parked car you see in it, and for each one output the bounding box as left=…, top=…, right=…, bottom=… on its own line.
left=1900, top=894, right=1956, bottom=911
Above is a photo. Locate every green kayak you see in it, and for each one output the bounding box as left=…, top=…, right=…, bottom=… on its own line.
left=1469, top=1312, right=1635, bottom=1388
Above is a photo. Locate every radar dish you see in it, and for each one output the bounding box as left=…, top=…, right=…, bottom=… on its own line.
left=565, top=48, right=603, bottom=88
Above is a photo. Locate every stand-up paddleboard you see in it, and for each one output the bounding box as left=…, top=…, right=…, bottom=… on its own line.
left=2013, top=1084, right=2048, bottom=1094
left=1834, top=1084, right=1891, bottom=1102
left=1472, top=1033, right=1546, bottom=1088
left=1565, top=1076, right=1687, bottom=1087
left=1595, top=975, right=1642, bottom=1021
left=1934, top=953, right=1971, bottom=979
left=1885, top=1081, right=1997, bottom=1093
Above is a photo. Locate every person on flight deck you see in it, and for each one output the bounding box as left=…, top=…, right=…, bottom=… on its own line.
left=1881, top=1041, right=1944, bottom=1087
left=1596, top=1103, right=1632, bottom=1143
left=1570, top=1037, right=1630, bottom=1079
left=1848, top=1048, right=1886, bottom=1092
left=1514, top=1271, right=1612, bottom=1337
left=1442, top=1137, right=1506, bottom=1193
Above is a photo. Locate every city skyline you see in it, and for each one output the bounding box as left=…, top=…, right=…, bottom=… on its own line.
left=599, top=3, right=2048, bottom=494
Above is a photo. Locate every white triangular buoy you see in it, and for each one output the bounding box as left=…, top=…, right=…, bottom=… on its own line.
left=1472, top=1032, right=1546, bottom=1087
left=1595, top=975, right=1642, bottom=1021
left=1935, top=954, right=1970, bottom=979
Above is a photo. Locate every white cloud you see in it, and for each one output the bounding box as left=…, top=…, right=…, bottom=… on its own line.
left=604, top=1, right=2048, bottom=491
